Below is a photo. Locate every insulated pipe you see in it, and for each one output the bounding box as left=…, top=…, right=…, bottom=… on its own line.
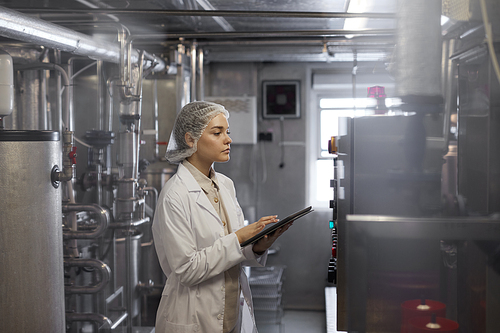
left=19, top=8, right=395, bottom=19
left=395, top=0, right=442, bottom=101
left=14, top=62, right=71, bottom=131
left=64, top=258, right=111, bottom=294
left=62, top=203, right=109, bottom=239
left=0, top=6, right=165, bottom=71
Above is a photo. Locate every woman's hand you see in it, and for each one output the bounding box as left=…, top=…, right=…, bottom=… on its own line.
left=252, top=222, right=293, bottom=254
left=235, top=215, right=278, bottom=244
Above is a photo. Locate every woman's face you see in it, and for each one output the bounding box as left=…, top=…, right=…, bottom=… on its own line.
left=190, top=113, right=232, bottom=167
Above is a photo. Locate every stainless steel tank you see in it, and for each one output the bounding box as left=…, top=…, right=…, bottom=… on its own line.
left=116, top=229, right=142, bottom=318
left=0, top=130, right=65, bottom=332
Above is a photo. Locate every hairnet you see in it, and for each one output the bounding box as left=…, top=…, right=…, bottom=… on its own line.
left=165, top=101, right=229, bottom=164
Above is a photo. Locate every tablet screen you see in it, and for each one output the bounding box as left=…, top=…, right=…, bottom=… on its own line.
left=240, top=206, right=313, bottom=247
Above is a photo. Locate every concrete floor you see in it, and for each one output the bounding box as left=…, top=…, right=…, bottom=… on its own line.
left=257, top=310, right=327, bottom=333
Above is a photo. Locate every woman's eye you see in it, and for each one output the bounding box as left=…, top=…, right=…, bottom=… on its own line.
left=214, top=132, right=221, bottom=136
left=226, top=131, right=231, bottom=135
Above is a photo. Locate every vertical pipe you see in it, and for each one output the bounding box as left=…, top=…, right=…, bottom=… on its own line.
left=19, top=70, right=39, bottom=130
left=39, top=69, right=47, bottom=130
left=197, top=47, right=204, bottom=101
left=125, top=231, right=133, bottom=333
left=443, top=39, right=457, bottom=151
left=97, top=60, right=104, bottom=131
left=395, top=0, right=442, bottom=99
left=191, top=41, right=197, bottom=101
left=176, top=42, right=186, bottom=112
left=54, top=50, right=64, bottom=131
left=153, top=79, right=159, bottom=159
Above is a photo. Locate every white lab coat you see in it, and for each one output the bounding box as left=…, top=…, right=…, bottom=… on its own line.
left=152, top=163, right=267, bottom=333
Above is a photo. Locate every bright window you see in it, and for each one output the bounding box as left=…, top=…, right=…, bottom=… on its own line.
left=315, top=97, right=378, bottom=203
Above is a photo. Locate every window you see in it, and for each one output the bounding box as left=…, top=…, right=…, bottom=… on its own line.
left=314, top=97, right=378, bottom=205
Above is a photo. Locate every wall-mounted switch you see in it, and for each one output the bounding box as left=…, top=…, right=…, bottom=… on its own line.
left=258, top=132, right=273, bottom=141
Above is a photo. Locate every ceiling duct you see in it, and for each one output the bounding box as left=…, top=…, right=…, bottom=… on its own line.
left=395, top=0, right=442, bottom=104
left=0, top=6, right=164, bottom=71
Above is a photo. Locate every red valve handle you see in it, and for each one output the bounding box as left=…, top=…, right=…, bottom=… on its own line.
left=69, top=146, right=77, bottom=165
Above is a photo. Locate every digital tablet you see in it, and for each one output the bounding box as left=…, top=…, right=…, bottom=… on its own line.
left=240, top=206, right=314, bottom=247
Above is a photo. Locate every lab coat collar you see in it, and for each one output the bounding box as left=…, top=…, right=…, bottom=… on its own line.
left=177, top=162, right=223, bottom=224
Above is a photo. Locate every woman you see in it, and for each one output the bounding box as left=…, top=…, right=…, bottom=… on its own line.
left=152, top=101, right=291, bottom=333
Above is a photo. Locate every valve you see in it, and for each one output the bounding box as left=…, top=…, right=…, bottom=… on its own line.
left=69, top=146, right=77, bottom=165
left=51, top=130, right=76, bottom=188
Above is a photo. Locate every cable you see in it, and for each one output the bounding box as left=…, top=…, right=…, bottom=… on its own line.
left=479, top=0, right=500, bottom=85
left=279, top=116, right=285, bottom=168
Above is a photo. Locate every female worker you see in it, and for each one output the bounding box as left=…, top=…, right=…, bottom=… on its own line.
left=152, top=101, right=292, bottom=333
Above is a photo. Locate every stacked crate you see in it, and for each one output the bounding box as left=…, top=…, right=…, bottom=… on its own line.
left=249, top=265, right=286, bottom=329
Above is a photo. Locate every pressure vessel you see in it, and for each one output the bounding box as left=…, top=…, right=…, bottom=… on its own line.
left=0, top=130, right=65, bottom=332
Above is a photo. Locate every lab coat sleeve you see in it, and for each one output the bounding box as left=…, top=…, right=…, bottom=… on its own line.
left=154, top=191, right=249, bottom=287
left=220, top=174, right=268, bottom=267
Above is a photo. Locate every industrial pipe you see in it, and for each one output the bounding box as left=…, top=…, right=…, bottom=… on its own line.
left=62, top=203, right=109, bottom=239
left=65, top=312, right=112, bottom=332
left=64, top=258, right=111, bottom=294
left=17, top=8, right=395, bottom=19
left=14, top=62, right=70, bottom=130
left=0, top=6, right=165, bottom=71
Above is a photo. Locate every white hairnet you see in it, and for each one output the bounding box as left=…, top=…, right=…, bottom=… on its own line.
left=165, top=101, right=229, bottom=164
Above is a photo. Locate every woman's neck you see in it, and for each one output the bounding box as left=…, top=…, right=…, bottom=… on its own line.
left=186, top=157, right=212, bottom=177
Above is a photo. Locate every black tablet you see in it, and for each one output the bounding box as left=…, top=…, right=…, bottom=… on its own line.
left=240, top=206, right=314, bottom=247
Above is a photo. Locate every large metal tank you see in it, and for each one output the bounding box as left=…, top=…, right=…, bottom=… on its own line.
left=0, top=130, right=65, bottom=332
left=116, top=230, right=142, bottom=318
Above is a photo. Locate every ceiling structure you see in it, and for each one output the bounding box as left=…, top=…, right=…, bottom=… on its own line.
left=0, top=0, right=400, bottom=64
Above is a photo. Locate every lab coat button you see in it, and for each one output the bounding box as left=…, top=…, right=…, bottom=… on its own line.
left=217, top=314, right=223, bottom=320
left=214, top=198, right=219, bottom=203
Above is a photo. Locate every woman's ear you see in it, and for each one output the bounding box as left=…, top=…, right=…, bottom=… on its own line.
left=185, top=132, right=195, bottom=148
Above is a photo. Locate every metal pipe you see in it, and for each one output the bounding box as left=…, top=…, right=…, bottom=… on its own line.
left=125, top=232, right=133, bottom=332
left=97, top=60, right=104, bottom=131
left=16, top=8, right=395, bottom=19
left=66, top=312, right=112, bottom=332
left=190, top=42, right=197, bottom=101
left=62, top=203, right=109, bottom=239
left=14, top=62, right=71, bottom=131
left=64, top=258, right=111, bottom=294
left=395, top=0, right=442, bottom=99
left=153, top=79, right=159, bottom=159
left=144, top=186, right=158, bottom=215
left=109, top=217, right=150, bottom=228
left=443, top=38, right=457, bottom=151
left=197, top=47, right=204, bottom=101
left=130, top=29, right=394, bottom=41
left=0, top=6, right=165, bottom=71
left=39, top=68, right=47, bottom=130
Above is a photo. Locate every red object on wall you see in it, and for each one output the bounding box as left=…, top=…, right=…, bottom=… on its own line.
left=401, top=299, right=446, bottom=333
left=408, top=316, right=459, bottom=333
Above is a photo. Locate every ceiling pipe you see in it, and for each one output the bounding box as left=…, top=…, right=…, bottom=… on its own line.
left=14, top=8, right=395, bottom=19
left=133, top=29, right=394, bottom=41
left=0, top=6, right=165, bottom=71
